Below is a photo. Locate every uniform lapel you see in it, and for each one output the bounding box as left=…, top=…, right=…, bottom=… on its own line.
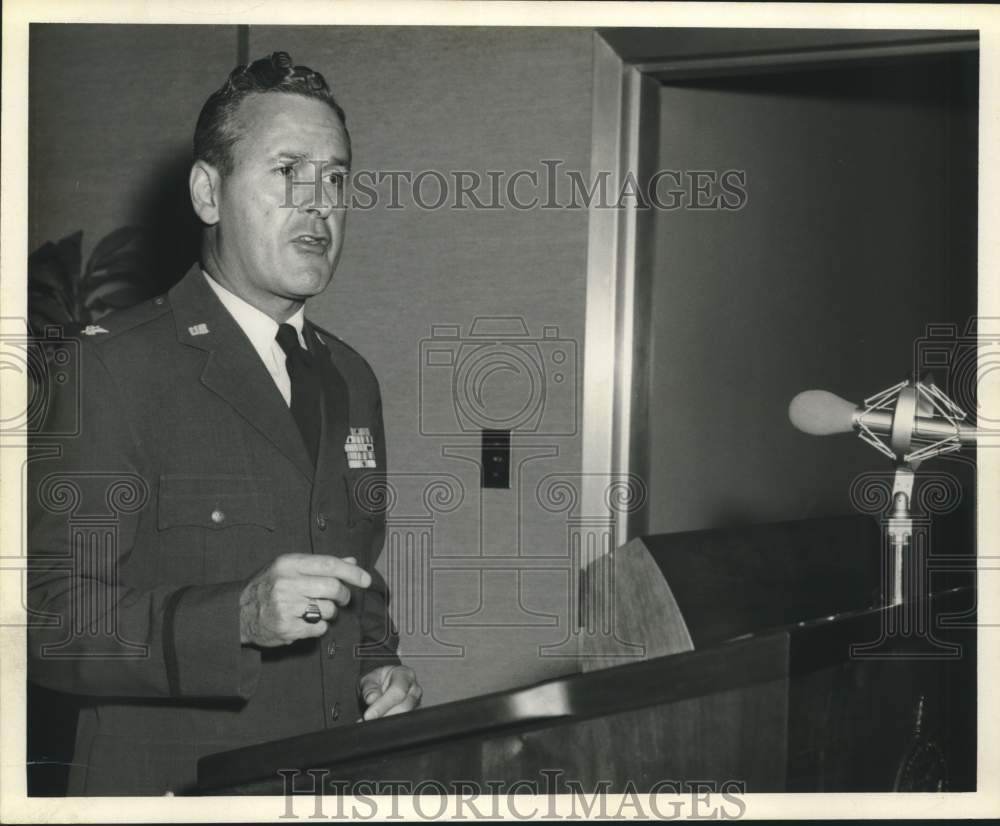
left=169, top=266, right=315, bottom=482
left=307, top=323, right=351, bottom=486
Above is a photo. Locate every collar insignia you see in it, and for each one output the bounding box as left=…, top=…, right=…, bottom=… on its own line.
left=188, top=323, right=209, bottom=336
left=81, top=325, right=109, bottom=336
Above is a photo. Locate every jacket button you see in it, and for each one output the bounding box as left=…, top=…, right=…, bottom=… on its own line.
left=331, top=702, right=341, bottom=721
left=316, top=513, right=327, bottom=530
left=153, top=296, right=165, bottom=306
left=327, top=640, right=337, bottom=658
left=210, top=509, right=225, bottom=524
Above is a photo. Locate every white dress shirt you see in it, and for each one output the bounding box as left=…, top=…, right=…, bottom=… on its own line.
left=202, top=271, right=306, bottom=407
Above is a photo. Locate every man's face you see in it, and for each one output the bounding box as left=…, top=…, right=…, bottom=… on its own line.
left=209, top=93, right=350, bottom=315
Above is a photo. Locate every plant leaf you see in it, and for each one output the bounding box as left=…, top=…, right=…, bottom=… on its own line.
left=84, top=226, right=147, bottom=279
left=86, top=254, right=153, bottom=287
left=28, top=284, right=74, bottom=324
left=82, top=280, right=150, bottom=310
left=28, top=232, right=83, bottom=323
left=28, top=277, right=67, bottom=305
left=54, top=230, right=84, bottom=283
left=28, top=292, right=73, bottom=330
left=28, top=232, right=81, bottom=295
left=27, top=243, right=63, bottom=289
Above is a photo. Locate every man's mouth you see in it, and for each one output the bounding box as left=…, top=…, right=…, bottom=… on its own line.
left=292, top=234, right=330, bottom=252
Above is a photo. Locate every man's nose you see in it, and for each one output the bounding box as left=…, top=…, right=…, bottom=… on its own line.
left=301, top=194, right=334, bottom=219
left=296, top=167, right=339, bottom=218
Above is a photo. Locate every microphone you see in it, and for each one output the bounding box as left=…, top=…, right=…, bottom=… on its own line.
left=788, top=390, right=858, bottom=436
left=789, top=387, right=976, bottom=460
left=790, top=380, right=973, bottom=607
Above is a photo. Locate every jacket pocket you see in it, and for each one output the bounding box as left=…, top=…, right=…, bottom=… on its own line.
left=157, top=475, right=276, bottom=532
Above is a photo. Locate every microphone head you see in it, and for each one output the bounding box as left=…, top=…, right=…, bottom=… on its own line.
left=788, top=390, right=858, bottom=436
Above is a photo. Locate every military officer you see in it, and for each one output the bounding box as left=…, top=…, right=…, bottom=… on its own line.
left=27, top=51, right=421, bottom=795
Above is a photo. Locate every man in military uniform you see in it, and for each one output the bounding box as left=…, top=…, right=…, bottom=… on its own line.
left=27, top=52, right=421, bottom=795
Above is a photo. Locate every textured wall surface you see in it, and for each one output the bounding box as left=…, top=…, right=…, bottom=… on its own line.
left=29, top=25, right=238, bottom=270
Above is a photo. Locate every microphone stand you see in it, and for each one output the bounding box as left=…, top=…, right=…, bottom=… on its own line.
left=886, top=465, right=914, bottom=607
left=854, top=380, right=967, bottom=607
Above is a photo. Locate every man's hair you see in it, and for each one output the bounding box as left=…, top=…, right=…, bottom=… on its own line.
left=193, top=51, right=348, bottom=176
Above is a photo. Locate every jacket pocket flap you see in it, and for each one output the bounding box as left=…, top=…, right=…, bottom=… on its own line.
left=158, top=475, right=275, bottom=531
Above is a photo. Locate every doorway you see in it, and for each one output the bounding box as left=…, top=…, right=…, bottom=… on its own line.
left=580, top=30, right=979, bottom=543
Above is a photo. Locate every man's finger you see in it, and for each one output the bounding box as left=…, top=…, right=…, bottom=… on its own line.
left=383, top=684, right=422, bottom=717
left=363, top=686, right=406, bottom=720
left=359, top=670, right=384, bottom=706
left=295, top=618, right=329, bottom=639
left=290, top=577, right=352, bottom=606
left=363, top=671, right=412, bottom=720
left=291, top=555, right=371, bottom=588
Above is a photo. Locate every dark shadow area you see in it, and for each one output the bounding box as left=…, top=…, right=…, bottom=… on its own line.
left=643, top=48, right=979, bottom=538
left=132, top=144, right=203, bottom=293
left=27, top=683, right=78, bottom=796
left=660, top=50, right=979, bottom=109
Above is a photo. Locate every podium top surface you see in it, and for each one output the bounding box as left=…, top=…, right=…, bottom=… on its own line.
left=197, top=587, right=972, bottom=792
left=639, top=514, right=883, bottom=647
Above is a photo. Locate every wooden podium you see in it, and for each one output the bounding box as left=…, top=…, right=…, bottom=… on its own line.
left=197, top=515, right=976, bottom=794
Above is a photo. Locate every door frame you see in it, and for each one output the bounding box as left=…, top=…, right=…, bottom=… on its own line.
left=579, top=28, right=979, bottom=547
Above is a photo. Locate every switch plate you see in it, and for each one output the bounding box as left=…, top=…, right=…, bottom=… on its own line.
left=481, top=429, right=511, bottom=489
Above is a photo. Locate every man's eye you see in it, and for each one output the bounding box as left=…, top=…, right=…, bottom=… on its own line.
left=276, top=165, right=295, bottom=177
left=328, top=172, right=347, bottom=186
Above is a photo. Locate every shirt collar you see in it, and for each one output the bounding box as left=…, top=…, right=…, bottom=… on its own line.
left=202, top=270, right=306, bottom=351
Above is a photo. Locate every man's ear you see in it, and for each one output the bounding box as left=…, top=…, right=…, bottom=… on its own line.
left=190, top=160, right=221, bottom=225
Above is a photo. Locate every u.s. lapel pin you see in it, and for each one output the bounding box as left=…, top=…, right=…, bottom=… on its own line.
left=188, top=323, right=209, bottom=336
left=344, top=427, right=376, bottom=469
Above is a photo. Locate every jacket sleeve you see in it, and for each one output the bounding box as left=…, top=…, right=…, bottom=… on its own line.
left=354, top=395, right=402, bottom=674
left=27, top=341, right=261, bottom=700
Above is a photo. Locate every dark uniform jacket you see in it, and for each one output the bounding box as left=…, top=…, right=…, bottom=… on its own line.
left=27, top=266, right=400, bottom=795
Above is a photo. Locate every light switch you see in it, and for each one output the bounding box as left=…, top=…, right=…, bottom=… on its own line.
left=482, top=429, right=511, bottom=489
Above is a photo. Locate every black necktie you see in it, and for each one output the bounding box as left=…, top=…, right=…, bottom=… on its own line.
left=276, top=323, right=322, bottom=465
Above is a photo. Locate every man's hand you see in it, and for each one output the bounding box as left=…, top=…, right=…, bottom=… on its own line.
left=239, top=553, right=371, bottom=647
left=359, top=665, right=422, bottom=720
